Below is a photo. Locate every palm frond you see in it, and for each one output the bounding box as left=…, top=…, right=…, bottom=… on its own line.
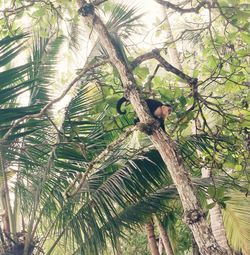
left=223, top=191, right=250, bottom=254
left=0, top=34, right=28, bottom=68
left=106, top=2, right=144, bottom=38
left=59, top=83, right=106, bottom=160
left=29, top=35, right=65, bottom=104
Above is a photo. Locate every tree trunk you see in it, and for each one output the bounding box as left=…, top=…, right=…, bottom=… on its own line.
left=202, top=169, right=232, bottom=255
left=145, top=221, right=160, bottom=255
left=76, top=2, right=228, bottom=254
left=192, top=233, right=201, bottom=255
left=161, top=11, right=183, bottom=71
left=158, top=237, right=163, bottom=255
left=155, top=216, right=174, bottom=255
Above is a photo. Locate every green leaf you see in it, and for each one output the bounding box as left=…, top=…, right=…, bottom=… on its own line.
left=207, top=202, right=216, bottom=209
left=32, top=8, right=46, bottom=17
left=240, top=33, right=250, bottom=44
left=179, top=96, right=187, bottom=107
left=158, top=88, right=174, bottom=100
left=134, top=66, right=149, bottom=79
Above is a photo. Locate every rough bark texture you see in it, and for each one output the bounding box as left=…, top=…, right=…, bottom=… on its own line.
left=155, top=216, right=174, bottom=255
left=145, top=221, right=160, bottom=255
left=192, top=234, right=201, bottom=255
left=202, top=169, right=232, bottom=255
left=77, top=2, right=228, bottom=254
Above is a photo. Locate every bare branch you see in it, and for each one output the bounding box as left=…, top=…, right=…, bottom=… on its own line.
left=131, top=49, right=198, bottom=87
left=153, top=50, right=198, bottom=86
left=155, top=0, right=208, bottom=14
left=0, top=3, right=35, bottom=18
left=130, top=51, right=156, bottom=69
left=92, top=0, right=107, bottom=6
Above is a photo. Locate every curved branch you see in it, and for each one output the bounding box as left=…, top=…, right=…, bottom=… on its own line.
left=130, top=49, right=198, bottom=87
left=155, top=0, right=209, bottom=14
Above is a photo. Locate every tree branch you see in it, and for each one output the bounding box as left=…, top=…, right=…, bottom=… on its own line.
left=155, top=0, right=209, bottom=14
left=92, top=0, right=107, bottom=6
left=130, top=51, right=156, bottom=69
left=131, top=49, right=198, bottom=87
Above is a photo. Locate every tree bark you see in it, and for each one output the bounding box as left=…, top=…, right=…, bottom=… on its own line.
left=192, top=233, right=201, bottom=255
left=155, top=216, right=174, bottom=255
left=76, top=2, right=228, bottom=254
left=145, top=221, right=160, bottom=255
left=158, top=237, right=163, bottom=255
left=162, top=12, right=183, bottom=71
left=202, top=169, right=232, bottom=255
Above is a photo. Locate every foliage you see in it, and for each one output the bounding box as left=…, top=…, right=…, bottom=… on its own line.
left=0, top=0, right=249, bottom=255
left=223, top=191, right=250, bottom=254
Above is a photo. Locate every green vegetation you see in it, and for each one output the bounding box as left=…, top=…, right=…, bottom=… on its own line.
left=0, top=1, right=249, bottom=254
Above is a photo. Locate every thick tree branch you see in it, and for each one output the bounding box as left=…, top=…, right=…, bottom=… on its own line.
left=155, top=0, right=209, bottom=14
left=131, top=49, right=198, bottom=87
left=152, top=49, right=198, bottom=86
left=130, top=51, right=156, bottom=69
left=92, top=0, right=107, bottom=6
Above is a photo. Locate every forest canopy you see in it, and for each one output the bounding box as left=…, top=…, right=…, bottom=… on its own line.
left=0, top=0, right=249, bottom=255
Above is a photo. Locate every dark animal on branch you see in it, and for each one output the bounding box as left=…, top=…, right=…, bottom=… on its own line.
left=116, top=97, right=172, bottom=132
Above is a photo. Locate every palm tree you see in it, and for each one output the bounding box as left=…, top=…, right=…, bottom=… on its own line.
left=0, top=33, right=65, bottom=254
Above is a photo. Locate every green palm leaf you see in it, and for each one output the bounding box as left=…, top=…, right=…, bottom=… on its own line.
left=28, top=35, right=65, bottom=104
left=223, top=191, right=250, bottom=254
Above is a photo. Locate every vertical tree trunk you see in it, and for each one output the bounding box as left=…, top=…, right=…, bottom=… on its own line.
left=145, top=220, right=160, bottom=255
left=158, top=237, right=163, bottom=255
left=155, top=216, right=174, bottom=255
left=76, top=2, right=228, bottom=254
left=161, top=11, right=183, bottom=71
left=202, top=169, right=232, bottom=255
